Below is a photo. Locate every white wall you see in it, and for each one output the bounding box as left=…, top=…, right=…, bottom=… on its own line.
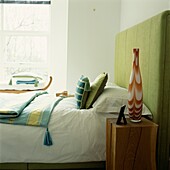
left=50, top=0, right=68, bottom=93
left=120, top=0, right=170, bottom=31
left=50, top=0, right=170, bottom=93
left=67, top=0, right=121, bottom=93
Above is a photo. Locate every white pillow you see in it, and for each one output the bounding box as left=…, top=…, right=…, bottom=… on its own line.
left=92, top=85, right=152, bottom=117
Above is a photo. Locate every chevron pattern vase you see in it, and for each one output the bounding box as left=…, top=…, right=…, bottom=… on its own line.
left=128, top=48, right=143, bottom=122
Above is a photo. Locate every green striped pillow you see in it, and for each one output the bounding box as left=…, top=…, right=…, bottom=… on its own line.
left=86, top=72, right=108, bottom=109
left=75, top=75, right=91, bottom=109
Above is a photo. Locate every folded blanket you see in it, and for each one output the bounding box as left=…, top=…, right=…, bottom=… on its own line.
left=0, top=92, right=63, bottom=146
left=0, top=91, right=45, bottom=118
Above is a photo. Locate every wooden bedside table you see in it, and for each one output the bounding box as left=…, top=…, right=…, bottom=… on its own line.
left=106, top=118, right=158, bottom=170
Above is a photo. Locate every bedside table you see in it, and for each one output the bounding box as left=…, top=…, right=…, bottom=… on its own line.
left=106, top=118, right=158, bottom=170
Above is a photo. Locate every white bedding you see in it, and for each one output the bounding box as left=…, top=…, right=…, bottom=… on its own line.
left=0, top=96, right=117, bottom=163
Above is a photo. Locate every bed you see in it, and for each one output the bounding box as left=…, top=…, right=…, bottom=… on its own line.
left=0, top=92, right=108, bottom=170
left=0, top=72, right=116, bottom=170
left=0, top=10, right=170, bottom=170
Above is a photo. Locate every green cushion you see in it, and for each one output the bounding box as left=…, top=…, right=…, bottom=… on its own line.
left=75, top=75, right=91, bottom=109
left=86, top=73, right=108, bottom=109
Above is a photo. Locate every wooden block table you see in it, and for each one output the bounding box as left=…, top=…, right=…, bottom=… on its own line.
left=106, top=118, right=158, bottom=170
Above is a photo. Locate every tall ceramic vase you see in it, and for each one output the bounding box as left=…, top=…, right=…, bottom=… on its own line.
left=128, top=48, right=143, bottom=122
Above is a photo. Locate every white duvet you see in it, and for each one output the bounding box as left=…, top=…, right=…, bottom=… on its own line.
left=0, top=96, right=117, bottom=163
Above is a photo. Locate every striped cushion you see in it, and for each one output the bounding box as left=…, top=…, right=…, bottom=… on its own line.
left=75, top=75, right=91, bottom=109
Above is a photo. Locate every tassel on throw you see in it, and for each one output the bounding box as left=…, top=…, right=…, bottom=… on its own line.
left=44, top=128, right=53, bottom=146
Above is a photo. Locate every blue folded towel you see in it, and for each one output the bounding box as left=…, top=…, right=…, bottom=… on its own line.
left=16, top=79, right=39, bottom=85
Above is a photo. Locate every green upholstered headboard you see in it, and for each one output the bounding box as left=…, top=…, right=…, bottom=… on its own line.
left=114, top=10, right=170, bottom=170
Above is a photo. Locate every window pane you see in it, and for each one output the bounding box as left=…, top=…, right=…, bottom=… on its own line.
left=0, top=1, right=50, bottom=84
left=4, top=36, right=48, bottom=62
left=4, top=66, right=48, bottom=76
left=3, top=4, right=50, bottom=31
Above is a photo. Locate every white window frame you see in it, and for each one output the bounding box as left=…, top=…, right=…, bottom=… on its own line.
left=0, top=2, right=51, bottom=83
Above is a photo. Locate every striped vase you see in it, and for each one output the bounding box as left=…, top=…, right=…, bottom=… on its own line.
left=128, top=48, right=143, bottom=122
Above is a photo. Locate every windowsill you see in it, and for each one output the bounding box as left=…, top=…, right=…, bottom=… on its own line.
left=0, top=83, right=46, bottom=91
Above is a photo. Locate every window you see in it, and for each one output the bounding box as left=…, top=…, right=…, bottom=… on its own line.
left=0, top=0, right=51, bottom=83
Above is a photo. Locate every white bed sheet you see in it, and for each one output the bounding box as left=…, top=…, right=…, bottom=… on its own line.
left=0, top=96, right=117, bottom=163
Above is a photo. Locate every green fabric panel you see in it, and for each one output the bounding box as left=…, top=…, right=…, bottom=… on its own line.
left=114, top=10, right=170, bottom=170
left=166, top=15, right=170, bottom=162
left=114, top=31, right=127, bottom=86
left=159, top=13, right=170, bottom=170
left=135, top=20, right=151, bottom=107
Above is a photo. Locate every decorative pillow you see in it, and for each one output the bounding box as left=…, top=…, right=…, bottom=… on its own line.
left=92, top=85, right=152, bottom=117
left=85, top=72, right=108, bottom=109
left=75, top=75, right=91, bottom=109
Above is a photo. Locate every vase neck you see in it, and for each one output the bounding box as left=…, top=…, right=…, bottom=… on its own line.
left=133, top=48, right=139, bottom=66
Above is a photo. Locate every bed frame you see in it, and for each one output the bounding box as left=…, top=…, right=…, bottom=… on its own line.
left=114, top=10, right=170, bottom=170
left=0, top=10, right=170, bottom=170
left=0, top=162, right=105, bottom=170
